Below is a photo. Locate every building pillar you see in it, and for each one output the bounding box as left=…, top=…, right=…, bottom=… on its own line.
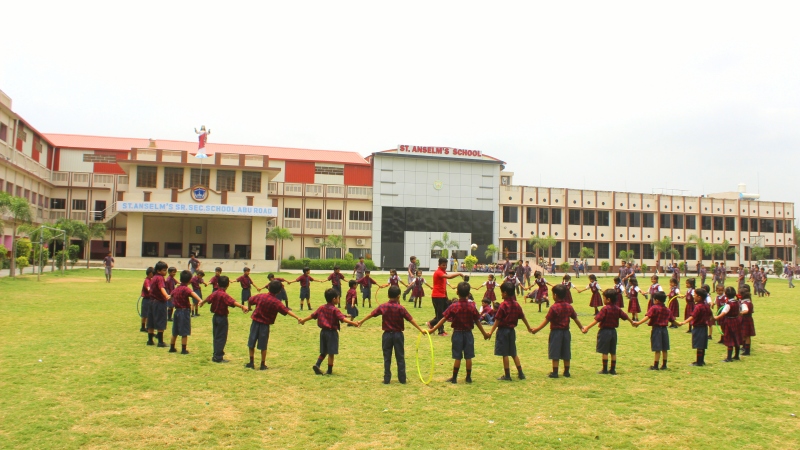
left=126, top=212, right=143, bottom=257
left=251, top=216, right=267, bottom=260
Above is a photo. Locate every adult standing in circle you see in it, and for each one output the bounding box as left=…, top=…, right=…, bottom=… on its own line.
left=515, top=259, right=525, bottom=296
left=102, top=252, right=114, bottom=283
left=402, top=256, right=417, bottom=302
left=188, top=253, right=201, bottom=275
left=426, top=257, right=463, bottom=336
left=353, top=256, right=366, bottom=282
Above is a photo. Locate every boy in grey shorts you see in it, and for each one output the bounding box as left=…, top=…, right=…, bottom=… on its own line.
left=633, top=291, right=680, bottom=370
left=532, top=284, right=584, bottom=378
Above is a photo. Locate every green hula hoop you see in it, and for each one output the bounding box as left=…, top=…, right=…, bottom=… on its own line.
left=715, top=306, right=724, bottom=336
left=136, top=296, right=142, bottom=316
left=416, top=331, right=435, bottom=385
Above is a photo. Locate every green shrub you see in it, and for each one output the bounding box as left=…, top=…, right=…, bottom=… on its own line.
left=678, top=261, right=686, bottom=273
left=559, top=261, right=570, bottom=273
left=774, top=260, right=783, bottom=275
left=464, top=255, right=478, bottom=272
left=288, top=255, right=296, bottom=261
left=280, top=259, right=377, bottom=271
left=641, top=263, right=649, bottom=273
left=600, top=261, right=610, bottom=275
left=16, top=256, right=30, bottom=274
left=344, top=252, right=354, bottom=261
left=15, top=238, right=32, bottom=259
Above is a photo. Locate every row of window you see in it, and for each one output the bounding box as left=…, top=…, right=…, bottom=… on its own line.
left=2, top=179, right=48, bottom=207
left=504, top=207, right=563, bottom=224
left=136, top=167, right=262, bottom=193
left=284, top=208, right=373, bottom=221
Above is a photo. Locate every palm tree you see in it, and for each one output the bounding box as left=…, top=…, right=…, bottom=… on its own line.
left=266, top=226, right=294, bottom=264
left=529, top=235, right=557, bottom=259
left=711, top=239, right=738, bottom=264
left=750, top=246, right=770, bottom=262
left=324, top=234, right=347, bottom=259
left=484, top=244, right=499, bottom=262
left=651, top=237, right=680, bottom=272
left=618, top=249, right=635, bottom=264
left=19, top=224, right=60, bottom=273
left=687, top=234, right=712, bottom=263
left=431, top=232, right=459, bottom=258
left=5, top=196, right=33, bottom=278
left=78, top=223, right=107, bottom=269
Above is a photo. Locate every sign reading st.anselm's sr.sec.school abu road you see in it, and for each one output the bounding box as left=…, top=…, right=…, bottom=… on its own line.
left=117, top=202, right=277, bottom=217
left=397, top=145, right=483, bottom=159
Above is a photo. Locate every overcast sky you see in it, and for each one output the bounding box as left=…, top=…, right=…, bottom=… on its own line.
left=1, top=1, right=797, bottom=212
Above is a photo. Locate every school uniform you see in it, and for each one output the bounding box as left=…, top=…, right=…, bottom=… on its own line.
left=295, top=274, right=314, bottom=300
left=684, top=288, right=696, bottom=320
left=206, top=290, right=238, bottom=361
left=310, top=303, right=347, bottom=355
left=482, top=280, right=497, bottom=301
left=387, top=275, right=401, bottom=287
left=647, top=283, right=663, bottom=310
left=667, top=287, right=681, bottom=318
left=148, top=275, right=169, bottom=330
left=235, top=274, right=254, bottom=304
left=370, top=300, right=415, bottom=383
left=411, top=276, right=426, bottom=299
left=627, top=286, right=642, bottom=314
left=208, top=275, right=220, bottom=293
left=480, top=305, right=495, bottom=325
left=738, top=271, right=746, bottom=290
left=493, top=298, right=525, bottom=357
left=699, top=267, right=707, bottom=286
left=644, top=303, right=675, bottom=352
left=247, top=293, right=291, bottom=351
left=140, top=277, right=152, bottom=320
left=561, top=281, right=575, bottom=304
left=588, top=281, right=602, bottom=308
left=442, top=298, right=481, bottom=360
left=327, top=272, right=345, bottom=296
left=720, top=299, right=742, bottom=348
left=345, top=288, right=359, bottom=320
left=594, top=304, right=630, bottom=355
left=546, top=300, right=578, bottom=360
left=358, top=276, right=378, bottom=300
left=189, top=276, right=203, bottom=305
left=689, top=301, right=712, bottom=350
left=165, top=275, right=177, bottom=310
left=534, top=278, right=549, bottom=302
left=739, top=298, right=755, bottom=339
left=614, top=283, right=625, bottom=309
left=171, top=285, right=193, bottom=337
left=271, top=277, right=289, bottom=302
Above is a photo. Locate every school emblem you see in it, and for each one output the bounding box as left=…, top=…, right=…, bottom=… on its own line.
left=191, top=185, right=209, bottom=202
left=433, top=180, right=443, bottom=190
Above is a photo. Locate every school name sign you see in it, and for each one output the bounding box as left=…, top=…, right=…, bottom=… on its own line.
left=397, top=145, right=483, bottom=159
left=118, top=202, right=277, bottom=217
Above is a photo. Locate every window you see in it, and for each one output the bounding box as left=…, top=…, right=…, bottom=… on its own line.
left=660, top=214, right=671, bottom=229
left=349, top=210, right=373, bottom=221
left=583, top=210, right=595, bottom=226
left=306, top=209, right=322, bottom=219
left=325, top=248, right=342, bottom=259
left=190, top=168, right=210, bottom=187
left=673, top=214, right=684, bottom=229
left=740, top=218, right=749, bottom=231
left=725, top=217, right=736, bottom=231
left=701, top=216, right=712, bottom=230
left=501, top=176, right=510, bottom=186
left=327, top=210, right=342, bottom=220
left=72, top=199, right=87, bottom=210
left=136, top=166, right=157, bottom=188
left=526, top=207, right=537, bottom=224
left=616, top=211, right=627, bottom=227
left=163, top=167, right=184, bottom=189
left=643, top=245, right=654, bottom=260
left=629, top=212, right=641, bottom=227
left=629, top=243, right=641, bottom=259
left=539, top=208, right=549, bottom=224
left=241, top=172, right=262, bottom=193
left=760, top=219, right=774, bottom=233
left=776, top=220, right=784, bottom=233
left=0, top=123, right=7, bottom=142
left=616, top=243, right=627, bottom=256
left=315, top=165, right=344, bottom=175
left=216, top=170, right=236, bottom=192
left=686, top=215, right=696, bottom=230
left=503, top=206, right=519, bottom=223
left=597, top=211, right=610, bottom=226
left=673, top=244, right=684, bottom=259
left=550, top=208, right=562, bottom=224
left=686, top=247, right=696, bottom=260
left=142, top=242, right=159, bottom=257
left=51, top=198, right=66, bottom=209
left=597, top=243, right=610, bottom=259
left=164, top=242, right=182, bottom=257
left=641, top=213, right=653, bottom=228
left=713, top=217, right=723, bottom=231
left=349, top=248, right=370, bottom=259
left=551, top=242, right=562, bottom=258
left=568, top=209, right=581, bottom=225
left=284, top=208, right=301, bottom=219
left=750, top=218, right=758, bottom=232
left=568, top=242, right=581, bottom=258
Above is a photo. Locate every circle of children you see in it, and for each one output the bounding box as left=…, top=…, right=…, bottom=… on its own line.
left=135, top=255, right=758, bottom=384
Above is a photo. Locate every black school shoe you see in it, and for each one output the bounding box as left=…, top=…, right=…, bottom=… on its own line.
left=259, top=364, right=268, bottom=371
left=181, top=350, right=189, bottom=355
left=497, top=375, right=512, bottom=381
left=169, top=348, right=177, bottom=353
left=313, top=366, right=323, bottom=375
left=157, top=342, right=167, bottom=348
left=562, top=372, right=571, bottom=378
left=608, top=369, right=617, bottom=375
left=212, top=358, right=229, bottom=363
left=649, top=365, right=660, bottom=371
left=245, top=362, right=255, bottom=369
left=445, top=377, right=457, bottom=384
left=597, top=370, right=609, bottom=375
left=139, top=327, right=147, bottom=333
left=690, top=362, right=704, bottom=367
left=548, top=373, right=559, bottom=378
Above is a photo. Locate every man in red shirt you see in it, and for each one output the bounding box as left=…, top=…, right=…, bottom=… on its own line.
left=359, top=285, right=426, bottom=384
left=532, top=284, right=584, bottom=378
left=245, top=281, right=302, bottom=370
left=198, top=276, right=248, bottom=363
left=427, top=257, right=464, bottom=336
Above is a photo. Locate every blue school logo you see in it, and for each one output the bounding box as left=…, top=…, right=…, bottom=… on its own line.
left=191, top=185, right=209, bottom=202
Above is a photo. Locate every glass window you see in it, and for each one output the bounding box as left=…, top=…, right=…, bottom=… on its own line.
left=760, top=219, right=774, bottom=233
left=597, top=242, right=610, bottom=259
left=583, top=210, right=595, bottom=226
left=686, top=215, right=696, bottom=230
left=701, top=216, right=712, bottom=230
left=349, top=210, right=373, bottom=221
left=50, top=198, right=66, bottom=210
left=568, top=209, right=581, bottom=225
left=643, top=244, right=655, bottom=259
left=539, top=208, right=549, bottom=224
left=305, top=247, right=321, bottom=259
left=142, top=242, right=159, bottom=257
left=526, top=207, right=537, bottom=223
left=616, top=211, right=627, bottom=226
left=673, top=214, right=684, bottom=229
left=502, top=206, right=518, bottom=223
left=686, top=247, right=697, bottom=260
left=72, top=199, right=86, bottom=210
left=348, top=248, right=370, bottom=259
left=136, top=166, right=157, bottom=188
left=551, top=242, right=562, bottom=258
left=241, top=172, right=262, bottom=193
left=162, top=167, right=183, bottom=189
left=216, top=170, right=236, bottom=192
left=325, top=248, right=342, bottom=259
left=673, top=244, right=684, bottom=259
left=550, top=208, right=562, bottom=224
left=327, top=210, right=342, bottom=220
left=616, top=243, right=627, bottom=256
left=750, top=218, right=758, bottom=232
left=660, top=214, right=671, bottom=228
left=190, top=168, right=210, bottom=187
left=568, top=242, right=581, bottom=258
left=726, top=217, right=736, bottom=231
left=776, top=219, right=784, bottom=233
left=740, top=218, right=748, bottom=231
left=629, top=212, right=641, bottom=227
left=642, top=213, right=654, bottom=228
left=630, top=243, right=641, bottom=259
left=713, top=217, right=723, bottom=231
left=306, top=209, right=322, bottom=219
left=597, top=211, right=610, bottom=226
left=284, top=208, right=301, bottom=219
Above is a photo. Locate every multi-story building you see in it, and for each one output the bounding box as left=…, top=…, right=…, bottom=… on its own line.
left=0, top=89, right=794, bottom=270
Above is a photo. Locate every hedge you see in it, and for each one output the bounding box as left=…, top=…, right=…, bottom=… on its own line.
left=281, top=259, right=378, bottom=271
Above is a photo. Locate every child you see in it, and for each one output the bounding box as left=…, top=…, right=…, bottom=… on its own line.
left=410, top=269, right=433, bottom=309
left=208, top=267, right=222, bottom=293
left=345, top=280, right=359, bottom=325
left=266, top=273, right=291, bottom=308
left=473, top=273, right=498, bottom=303
left=739, top=286, right=755, bottom=356
left=627, top=278, right=643, bottom=321
left=582, top=288, right=635, bottom=375
left=614, top=276, right=625, bottom=309
left=166, top=267, right=177, bottom=322
left=428, top=282, right=490, bottom=383
left=295, top=267, right=322, bottom=311
left=479, top=299, right=495, bottom=325
left=139, top=267, right=154, bottom=332
left=532, top=271, right=553, bottom=306
left=190, top=269, right=208, bottom=317
left=576, top=274, right=602, bottom=313
left=245, top=280, right=302, bottom=370
left=646, top=276, right=662, bottom=310
left=487, top=282, right=534, bottom=381
left=714, top=286, right=742, bottom=362
left=713, top=284, right=727, bottom=343
left=633, top=291, right=680, bottom=370
left=327, top=266, right=346, bottom=302
left=531, top=284, right=584, bottom=378
left=236, top=267, right=255, bottom=311
left=667, top=278, right=681, bottom=328
left=677, top=288, right=712, bottom=366
left=701, top=284, right=714, bottom=341
left=299, top=288, right=359, bottom=375
left=381, top=269, right=408, bottom=292
left=169, top=270, right=203, bottom=354
left=197, top=276, right=248, bottom=363
left=358, top=269, right=379, bottom=308
left=560, top=274, right=576, bottom=305
left=147, top=261, right=171, bottom=347
left=358, top=285, right=426, bottom=384
left=683, top=278, right=697, bottom=333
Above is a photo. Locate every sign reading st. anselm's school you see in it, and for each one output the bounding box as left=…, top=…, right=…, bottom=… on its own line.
left=397, top=145, right=483, bottom=159
left=118, top=201, right=277, bottom=218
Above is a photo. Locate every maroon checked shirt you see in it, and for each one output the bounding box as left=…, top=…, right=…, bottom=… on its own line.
left=171, top=285, right=194, bottom=309
left=442, top=298, right=481, bottom=331
left=207, top=290, right=237, bottom=316
left=494, top=299, right=525, bottom=328
left=645, top=303, right=675, bottom=327
left=594, top=304, right=630, bottom=329
left=370, top=300, right=414, bottom=332
left=249, top=293, right=290, bottom=325
left=311, top=303, right=347, bottom=330
left=150, top=275, right=168, bottom=303
left=546, top=300, right=577, bottom=330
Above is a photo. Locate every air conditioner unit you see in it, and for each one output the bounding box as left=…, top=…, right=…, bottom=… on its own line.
left=356, top=239, right=364, bottom=246
left=314, top=237, right=324, bottom=245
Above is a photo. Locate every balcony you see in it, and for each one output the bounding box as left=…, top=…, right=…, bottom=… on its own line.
left=0, top=142, right=52, bottom=181
left=326, top=185, right=344, bottom=198
left=347, top=186, right=372, bottom=199
left=70, top=211, right=87, bottom=221
left=284, top=183, right=303, bottom=196
left=50, top=210, right=66, bottom=220
left=348, top=221, right=372, bottom=231
left=326, top=220, right=342, bottom=230
left=284, top=219, right=301, bottom=229
left=306, top=220, right=322, bottom=229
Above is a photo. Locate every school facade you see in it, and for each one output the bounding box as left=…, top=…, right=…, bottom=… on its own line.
left=0, top=89, right=795, bottom=270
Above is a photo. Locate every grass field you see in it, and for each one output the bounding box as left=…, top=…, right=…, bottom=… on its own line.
left=1, top=269, right=799, bottom=449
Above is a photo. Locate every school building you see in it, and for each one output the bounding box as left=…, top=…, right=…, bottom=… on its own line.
left=0, top=88, right=795, bottom=271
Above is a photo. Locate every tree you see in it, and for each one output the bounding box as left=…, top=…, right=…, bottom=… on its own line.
left=651, top=237, right=680, bottom=271
left=16, top=256, right=29, bottom=275
left=600, top=261, right=611, bottom=277
left=3, top=196, right=33, bottom=278
left=77, top=223, right=107, bottom=269
left=529, top=235, right=557, bottom=259
left=750, top=246, right=770, bottom=262
left=559, top=261, right=570, bottom=273
left=687, top=234, right=712, bottom=263
left=266, top=227, right=294, bottom=263
left=618, top=249, right=635, bottom=264
left=578, top=246, right=595, bottom=260
left=323, top=234, right=347, bottom=259
left=431, top=232, right=459, bottom=258
left=710, top=239, right=738, bottom=264
left=484, top=244, right=499, bottom=261
left=464, top=255, right=478, bottom=272
left=794, top=221, right=799, bottom=257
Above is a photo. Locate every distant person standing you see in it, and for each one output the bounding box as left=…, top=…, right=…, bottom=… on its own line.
left=353, top=256, right=366, bottom=282
left=103, top=252, right=114, bottom=283
left=188, top=253, right=201, bottom=275
left=515, top=260, right=525, bottom=296
left=402, top=256, right=417, bottom=302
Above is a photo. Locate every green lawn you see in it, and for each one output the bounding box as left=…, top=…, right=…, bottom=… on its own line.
left=1, top=269, right=798, bottom=449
